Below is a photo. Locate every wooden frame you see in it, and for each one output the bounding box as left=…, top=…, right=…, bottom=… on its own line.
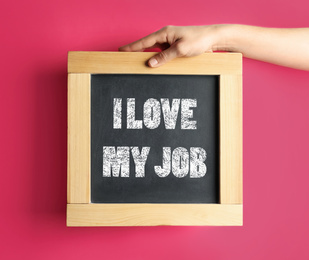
left=67, top=51, right=243, bottom=226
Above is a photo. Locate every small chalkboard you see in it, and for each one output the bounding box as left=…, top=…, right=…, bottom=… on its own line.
left=91, top=74, right=219, bottom=203
left=67, top=52, right=243, bottom=226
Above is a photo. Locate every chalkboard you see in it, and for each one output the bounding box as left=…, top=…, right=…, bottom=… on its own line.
left=67, top=52, right=243, bottom=226
left=91, top=74, right=219, bottom=203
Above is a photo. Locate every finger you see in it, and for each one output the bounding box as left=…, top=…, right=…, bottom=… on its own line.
left=148, top=44, right=180, bottom=67
left=119, top=29, right=167, bottom=52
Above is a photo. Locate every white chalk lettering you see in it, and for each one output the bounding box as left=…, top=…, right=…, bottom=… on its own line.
left=103, top=146, right=130, bottom=177
left=113, top=98, right=122, bottom=129
left=161, top=98, right=180, bottom=129
left=181, top=99, right=197, bottom=129
left=127, top=98, right=143, bottom=129
left=172, top=147, right=189, bottom=178
left=190, top=147, right=207, bottom=178
left=116, top=98, right=197, bottom=130
left=131, top=146, right=150, bottom=177
left=154, top=147, right=207, bottom=178
left=154, top=147, right=171, bottom=177
left=143, top=98, right=161, bottom=129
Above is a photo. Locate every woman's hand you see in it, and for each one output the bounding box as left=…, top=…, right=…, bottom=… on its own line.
left=119, top=25, right=226, bottom=67
left=119, top=25, right=309, bottom=71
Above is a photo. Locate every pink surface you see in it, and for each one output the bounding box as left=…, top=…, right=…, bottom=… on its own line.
left=1, top=0, right=309, bottom=259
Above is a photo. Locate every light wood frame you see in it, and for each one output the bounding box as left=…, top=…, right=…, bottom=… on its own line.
left=67, top=51, right=243, bottom=226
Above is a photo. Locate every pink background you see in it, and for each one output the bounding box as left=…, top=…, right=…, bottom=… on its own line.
left=1, top=0, right=309, bottom=259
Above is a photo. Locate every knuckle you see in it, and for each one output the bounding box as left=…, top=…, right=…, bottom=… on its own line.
left=162, top=25, right=173, bottom=33
left=158, top=51, right=168, bottom=62
left=175, top=42, right=187, bottom=56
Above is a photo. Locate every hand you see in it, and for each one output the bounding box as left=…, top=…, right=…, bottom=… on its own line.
left=119, top=25, right=225, bottom=67
left=119, top=25, right=309, bottom=71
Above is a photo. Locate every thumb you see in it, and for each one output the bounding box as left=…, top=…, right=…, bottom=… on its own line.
left=148, top=44, right=181, bottom=67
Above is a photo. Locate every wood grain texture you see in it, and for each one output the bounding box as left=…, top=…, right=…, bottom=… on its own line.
left=67, top=204, right=243, bottom=226
left=67, top=73, right=91, bottom=203
left=68, top=51, right=242, bottom=75
left=220, top=74, right=243, bottom=204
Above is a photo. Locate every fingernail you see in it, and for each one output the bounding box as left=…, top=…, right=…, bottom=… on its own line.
left=149, top=58, right=158, bottom=67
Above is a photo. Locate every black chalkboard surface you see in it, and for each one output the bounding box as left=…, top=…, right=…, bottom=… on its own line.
left=91, top=74, right=219, bottom=203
